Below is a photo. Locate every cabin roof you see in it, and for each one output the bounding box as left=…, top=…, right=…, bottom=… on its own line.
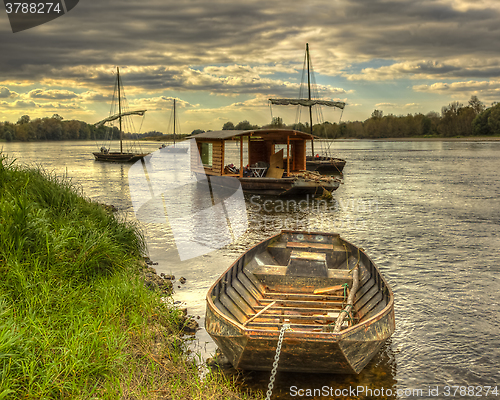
left=188, top=129, right=314, bottom=141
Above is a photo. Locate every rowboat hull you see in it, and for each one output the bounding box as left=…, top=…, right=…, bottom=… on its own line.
left=205, top=230, right=395, bottom=374
left=92, top=152, right=149, bottom=163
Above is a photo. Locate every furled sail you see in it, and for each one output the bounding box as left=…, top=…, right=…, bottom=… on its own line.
left=94, top=110, right=147, bottom=127
left=269, top=98, right=345, bottom=109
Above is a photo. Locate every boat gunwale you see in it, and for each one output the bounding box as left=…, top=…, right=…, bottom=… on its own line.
left=206, top=230, right=394, bottom=338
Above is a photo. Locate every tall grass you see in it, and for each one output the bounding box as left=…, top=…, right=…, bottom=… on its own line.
left=0, top=154, right=166, bottom=398
left=0, top=154, right=261, bottom=399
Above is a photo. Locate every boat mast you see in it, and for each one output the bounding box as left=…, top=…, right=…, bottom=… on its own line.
left=117, top=67, right=123, bottom=154
left=173, top=99, right=176, bottom=146
left=306, top=43, right=314, bottom=157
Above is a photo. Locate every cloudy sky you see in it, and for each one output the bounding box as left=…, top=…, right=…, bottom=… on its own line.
left=1, top=0, right=500, bottom=134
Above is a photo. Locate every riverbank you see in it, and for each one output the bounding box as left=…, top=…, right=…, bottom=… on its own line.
left=331, top=135, right=500, bottom=141
left=0, top=154, right=261, bottom=399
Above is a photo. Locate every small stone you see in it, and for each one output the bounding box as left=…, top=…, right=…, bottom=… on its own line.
left=183, top=318, right=198, bottom=333
left=179, top=277, right=187, bottom=284
left=207, top=349, right=231, bottom=367
left=145, top=281, right=158, bottom=291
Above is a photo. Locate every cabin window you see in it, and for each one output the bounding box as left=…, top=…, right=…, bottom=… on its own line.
left=200, top=142, right=213, bottom=166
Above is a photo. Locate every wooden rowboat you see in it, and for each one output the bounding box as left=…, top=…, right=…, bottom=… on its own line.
left=205, top=230, right=395, bottom=374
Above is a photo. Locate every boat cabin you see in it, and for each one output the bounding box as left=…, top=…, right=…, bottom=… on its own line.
left=189, top=129, right=313, bottom=179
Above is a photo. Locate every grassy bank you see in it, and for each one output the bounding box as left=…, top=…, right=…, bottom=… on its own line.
left=0, top=155, right=260, bottom=399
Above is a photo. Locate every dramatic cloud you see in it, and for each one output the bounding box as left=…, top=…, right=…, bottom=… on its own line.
left=0, top=87, right=19, bottom=99
left=28, top=89, right=79, bottom=100
left=2, top=0, right=500, bottom=127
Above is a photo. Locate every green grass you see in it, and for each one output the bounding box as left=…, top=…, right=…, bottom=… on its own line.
left=0, top=154, right=261, bottom=399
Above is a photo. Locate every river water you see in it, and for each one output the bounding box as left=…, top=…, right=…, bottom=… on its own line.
left=2, top=139, right=499, bottom=399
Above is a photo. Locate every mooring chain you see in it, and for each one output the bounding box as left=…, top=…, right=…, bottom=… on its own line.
left=266, top=323, right=292, bottom=400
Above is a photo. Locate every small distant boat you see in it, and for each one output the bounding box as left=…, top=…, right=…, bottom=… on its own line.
left=93, top=67, right=149, bottom=162
left=206, top=230, right=395, bottom=374
left=159, top=99, right=188, bottom=154
left=189, top=129, right=341, bottom=196
left=269, top=43, right=347, bottom=174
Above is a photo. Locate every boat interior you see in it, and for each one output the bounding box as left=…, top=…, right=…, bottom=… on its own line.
left=209, top=231, right=391, bottom=333
left=191, top=129, right=309, bottom=179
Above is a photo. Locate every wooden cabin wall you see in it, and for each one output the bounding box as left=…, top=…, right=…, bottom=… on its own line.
left=196, top=140, right=224, bottom=176
left=293, top=140, right=306, bottom=171
left=248, top=140, right=268, bottom=165
left=212, top=141, right=224, bottom=175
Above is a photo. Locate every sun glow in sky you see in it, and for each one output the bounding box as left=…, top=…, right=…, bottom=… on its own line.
left=2, top=0, right=500, bottom=133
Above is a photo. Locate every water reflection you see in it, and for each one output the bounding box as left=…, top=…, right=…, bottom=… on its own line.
left=217, top=340, right=397, bottom=400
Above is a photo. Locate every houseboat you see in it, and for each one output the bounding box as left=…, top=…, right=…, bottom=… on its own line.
left=189, top=129, right=341, bottom=196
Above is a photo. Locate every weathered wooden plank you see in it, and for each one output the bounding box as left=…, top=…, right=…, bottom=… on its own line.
left=247, top=313, right=340, bottom=322
left=262, top=292, right=345, bottom=302
left=260, top=299, right=345, bottom=308
left=226, top=286, right=253, bottom=315
left=232, top=279, right=260, bottom=308
left=245, top=321, right=348, bottom=330
left=243, top=301, right=277, bottom=326
left=313, top=284, right=346, bottom=294
left=287, top=242, right=334, bottom=250
left=254, top=305, right=340, bottom=313
left=220, top=293, right=247, bottom=323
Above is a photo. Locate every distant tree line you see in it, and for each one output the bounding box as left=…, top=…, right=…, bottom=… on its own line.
left=2, top=96, right=500, bottom=142
left=0, top=115, right=194, bottom=142
left=0, top=114, right=124, bottom=142
left=215, top=96, right=500, bottom=139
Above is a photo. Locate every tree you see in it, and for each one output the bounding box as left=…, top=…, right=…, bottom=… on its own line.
left=270, top=117, right=284, bottom=128
left=291, top=122, right=307, bottom=132
left=190, top=129, right=205, bottom=135
left=371, top=109, right=383, bottom=119
left=235, top=120, right=257, bottom=130
left=468, top=95, right=485, bottom=116
left=17, top=115, right=31, bottom=125
left=222, top=121, right=235, bottom=130
left=487, top=104, right=500, bottom=135
left=472, top=106, right=493, bottom=136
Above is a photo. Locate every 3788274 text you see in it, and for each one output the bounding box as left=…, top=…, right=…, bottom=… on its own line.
left=289, top=385, right=498, bottom=397
left=5, top=3, right=62, bottom=14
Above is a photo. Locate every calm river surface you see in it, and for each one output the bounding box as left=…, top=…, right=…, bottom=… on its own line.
left=2, top=139, right=500, bottom=399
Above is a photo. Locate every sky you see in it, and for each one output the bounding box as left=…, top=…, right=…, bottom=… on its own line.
left=1, top=0, right=500, bottom=134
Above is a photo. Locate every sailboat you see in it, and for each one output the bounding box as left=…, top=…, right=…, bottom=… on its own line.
left=269, top=43, right=347, bottom=174
left=159, top=99, right=188, bottom=154
left=93, top=67, right=149, bottom=162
